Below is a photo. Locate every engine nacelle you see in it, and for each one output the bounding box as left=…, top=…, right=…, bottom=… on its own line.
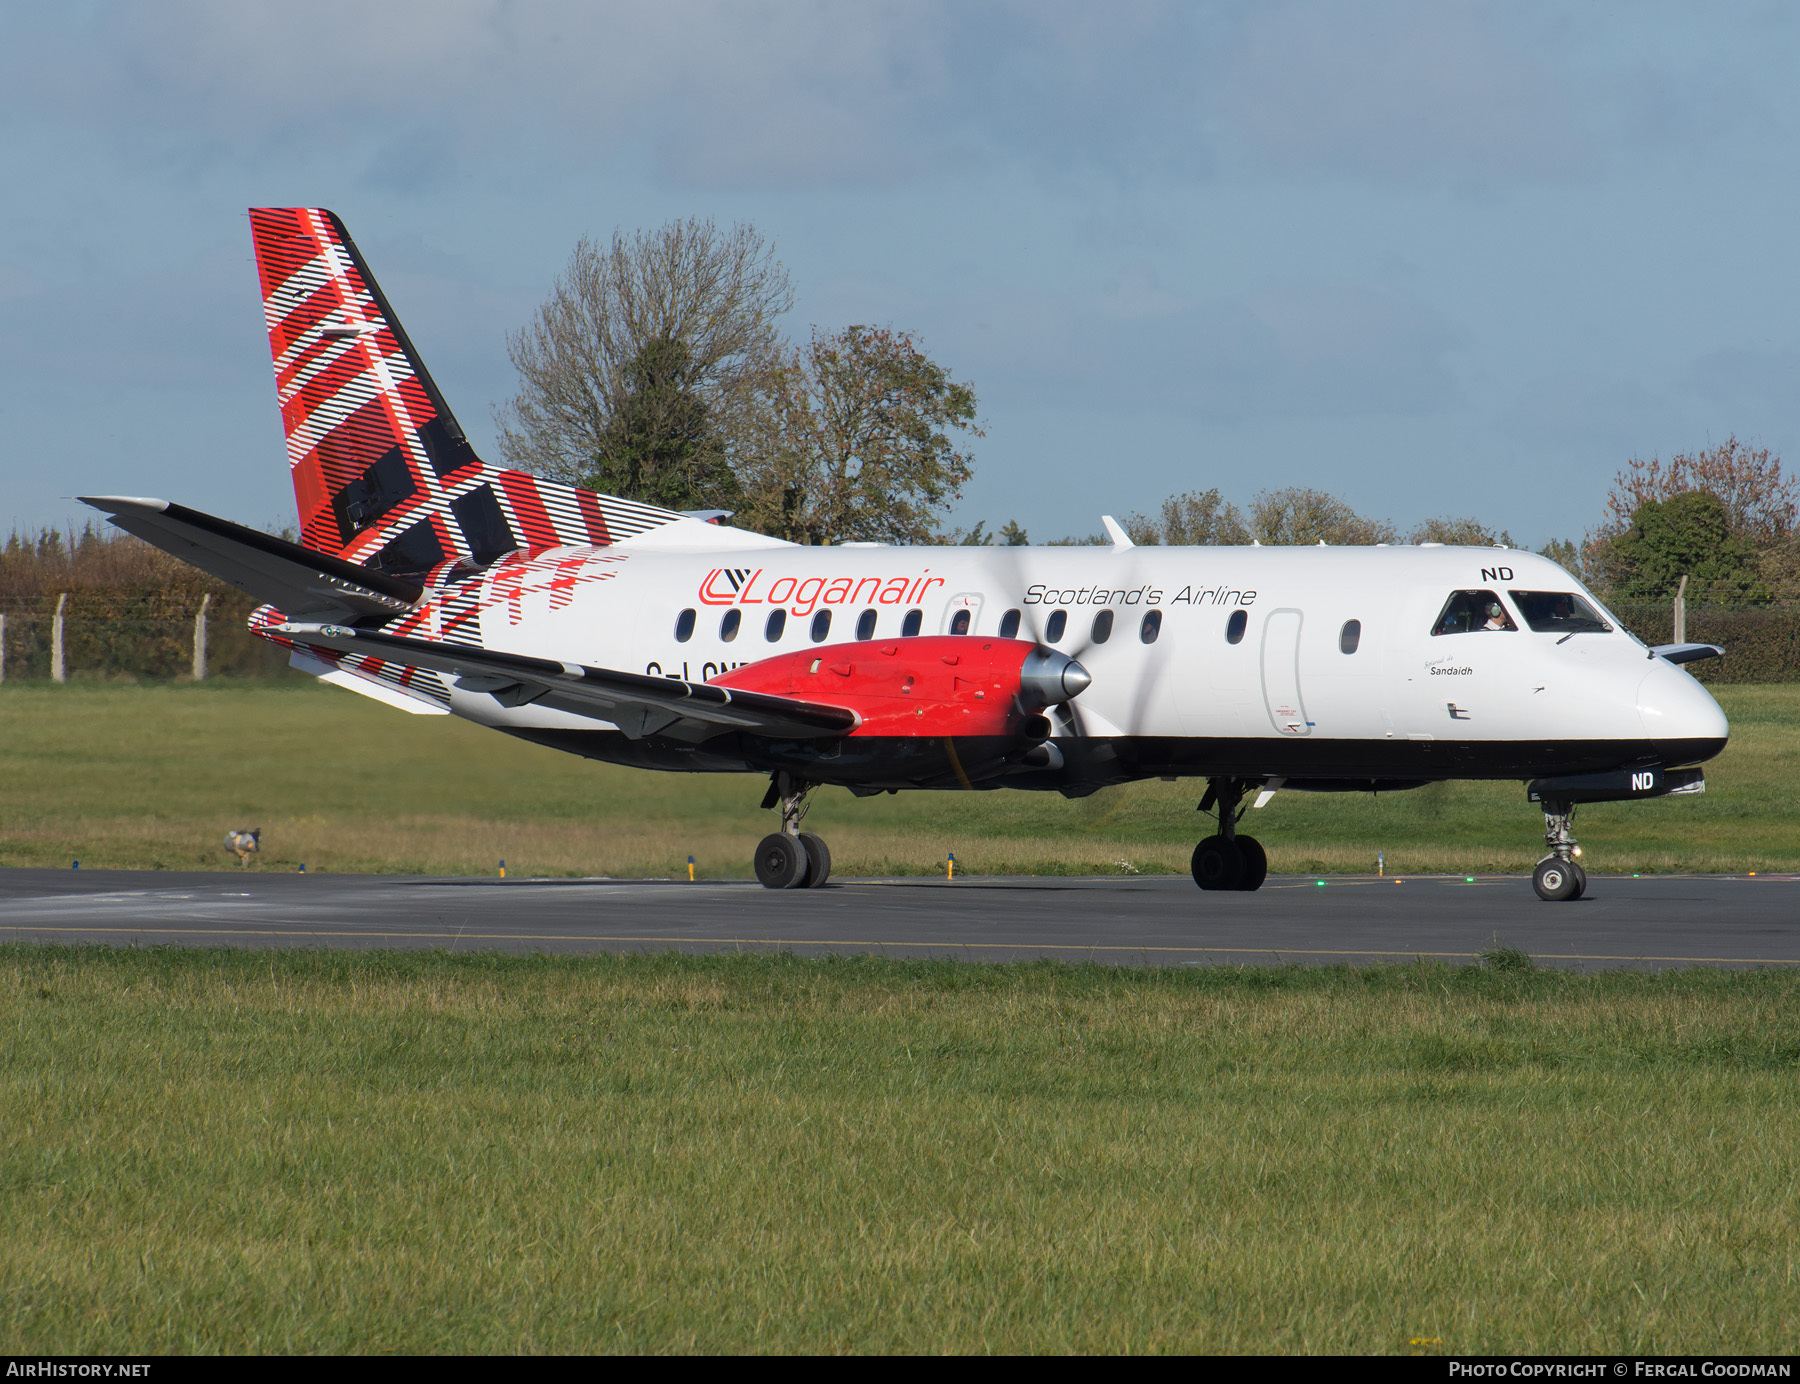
left=711, top=636, right=1089, bottom=739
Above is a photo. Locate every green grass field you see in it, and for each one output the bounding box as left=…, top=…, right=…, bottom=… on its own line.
left=1, top=681, right=1796, bottom=877
left=2, top=947, right=1797, bottom=1354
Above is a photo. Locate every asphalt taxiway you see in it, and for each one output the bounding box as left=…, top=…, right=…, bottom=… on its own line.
left=0, top=868, right=1795, bottom=968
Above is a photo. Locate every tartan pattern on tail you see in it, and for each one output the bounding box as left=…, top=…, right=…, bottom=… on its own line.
left=248, top=207, right=685, bottom=573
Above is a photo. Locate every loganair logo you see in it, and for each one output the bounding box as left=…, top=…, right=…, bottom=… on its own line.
left=698, top=567, right=944, bottom=616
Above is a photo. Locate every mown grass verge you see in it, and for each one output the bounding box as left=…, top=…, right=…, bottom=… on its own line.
left=2, top=682, right=1797, bottom=877
left=2, top=945, right=1797, bottom=1353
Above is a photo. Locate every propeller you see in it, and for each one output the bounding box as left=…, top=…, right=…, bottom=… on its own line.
left=988, top=541, right=1105, bottom=738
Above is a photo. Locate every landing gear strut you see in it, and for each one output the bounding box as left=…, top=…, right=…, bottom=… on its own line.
left=754, top=771, right=833, bottom=889
left=1191, top=777, right=1268, bottom=892
left=1532, top=797, right=1586, bottom=902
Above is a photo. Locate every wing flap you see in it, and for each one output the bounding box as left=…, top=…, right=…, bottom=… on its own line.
left=277, top=622, right=860, bottom=742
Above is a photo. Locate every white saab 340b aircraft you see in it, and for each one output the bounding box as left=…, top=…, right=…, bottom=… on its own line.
left=84, top=209, right=1729, bottom=900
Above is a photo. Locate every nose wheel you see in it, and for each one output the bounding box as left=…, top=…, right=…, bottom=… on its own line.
left=754, top=772, right=833, bottom=889
left=1532, top=798, right=1586, bottom=901
left=1191, top=778, right=1268, bottom=892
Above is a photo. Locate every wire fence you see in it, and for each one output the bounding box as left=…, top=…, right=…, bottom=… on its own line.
left=0, top=593, right=292, bottom=682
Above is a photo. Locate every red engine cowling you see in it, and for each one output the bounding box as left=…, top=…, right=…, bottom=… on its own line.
left=710, top=636, right=1090, bottom=739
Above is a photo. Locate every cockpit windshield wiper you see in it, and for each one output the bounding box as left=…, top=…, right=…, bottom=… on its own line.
left=1555, top=620, right=1610, bottom=645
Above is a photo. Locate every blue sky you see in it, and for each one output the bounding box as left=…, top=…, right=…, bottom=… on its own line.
left=2, top=1, right=1797, bottom=549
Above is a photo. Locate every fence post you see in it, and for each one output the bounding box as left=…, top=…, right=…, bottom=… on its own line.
left=193, top=592, right=210, bottom=681
left=51, top=593, right=67, bottom=684
left=1674, top=574, right=1688, bottom=646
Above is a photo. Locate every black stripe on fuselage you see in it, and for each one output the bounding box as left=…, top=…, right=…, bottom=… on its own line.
left=502, top=729, right=1727, bottom=792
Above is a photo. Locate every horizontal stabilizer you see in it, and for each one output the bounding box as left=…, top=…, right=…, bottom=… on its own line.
left=276, top=622, right=860, bottom=743
left=80, top=496, right=422, bottom=620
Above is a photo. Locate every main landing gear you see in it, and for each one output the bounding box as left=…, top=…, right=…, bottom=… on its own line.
left=1191, top=777, right=1268, bottom=892
left=1532, top=797, right=1586, bottom=902
left=753, top=771, right=833, bottom=889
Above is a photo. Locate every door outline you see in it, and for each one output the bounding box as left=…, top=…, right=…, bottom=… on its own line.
left=1260, top=607, right=1311, bottom=736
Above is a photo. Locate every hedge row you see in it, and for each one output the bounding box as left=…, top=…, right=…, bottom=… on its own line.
left=0, top=593, right=290, bottom=681
left=1607, top=603, right=1800, bottom=683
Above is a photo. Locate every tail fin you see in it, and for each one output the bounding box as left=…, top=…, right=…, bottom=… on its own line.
left=248, top=208, right=689, bottom=571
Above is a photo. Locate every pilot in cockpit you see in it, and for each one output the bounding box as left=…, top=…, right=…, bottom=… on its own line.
left=1433, top=589, right=1516, bottom=635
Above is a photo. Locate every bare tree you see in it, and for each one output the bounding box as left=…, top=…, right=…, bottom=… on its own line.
left=735, top=325, right=981, bottom=545
left=495, top=219, right=793, bottom=508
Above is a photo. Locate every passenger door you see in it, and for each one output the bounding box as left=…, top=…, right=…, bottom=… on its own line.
left=1260, top=608, right=1311, bottom=736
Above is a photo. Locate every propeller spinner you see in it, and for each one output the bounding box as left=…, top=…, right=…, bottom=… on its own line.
left=1018, top=647, right=1092, bottom=707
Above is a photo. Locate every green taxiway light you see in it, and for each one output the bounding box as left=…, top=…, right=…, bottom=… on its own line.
left=1465, top=876, right=1475, bottom=882
left=1316, top=880, right=1326, bottom=887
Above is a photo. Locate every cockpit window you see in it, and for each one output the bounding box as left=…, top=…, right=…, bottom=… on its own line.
left=1508, top=591, right=1614, bottom=636
left=1432, top=589, right=1515, bottom=635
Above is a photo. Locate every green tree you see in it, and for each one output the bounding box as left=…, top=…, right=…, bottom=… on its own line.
left=1606, top=490, right=1766, bottom=603
left=1537, top=538, right=1583, bottom=577
left=1588, top=437, right=1800, bottom=595
left=1000, top=519, right=1029, bottom=546
left=1124, top=488, right=1251, bottom=546
left=588, top=336, right=740, bottom=511
left=1248, top=488, right=1397, bottom=545
left=736, top=325, right=981, bottom=546
left=496, top=218, right=791, bottom=509
left=1408, top=516, right=1517, bottom=547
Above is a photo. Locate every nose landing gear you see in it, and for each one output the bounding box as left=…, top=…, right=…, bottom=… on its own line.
left=1532, top=797, right=1586, bottom=901
left=754, top=771, right=834, bottom=889
left=1191, top=777, right=1268, bottom=892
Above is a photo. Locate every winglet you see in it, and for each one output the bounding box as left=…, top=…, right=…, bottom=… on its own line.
left=1100, top=515, right=1134, bottom=549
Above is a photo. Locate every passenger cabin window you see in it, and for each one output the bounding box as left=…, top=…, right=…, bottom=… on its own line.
left=1432, top=590, right=1514, bottom=635
left=1140, top=610, right=1162, bottom=644
left=765, top=609, right=787, bottom=641
left=720, top=608, right=741, bottom=642
left=1226, top=609, right=1247, bottom=644
left=1508, top=591, right=1614, bottom=636
left=901, top=608, right=923, bottom=637
left=674, top=608, right=696, bottom=642
left=856, top=609, right=877, bottom=640
left=811, top=610, right=832, bottom=642
left=1091, top=610, right=1114, bottom=644
left=949, top=609, right=971, bottom=635
left=1046, top=609, right=1067, bottom=643
left=999, top=608, right=1021, bottom=639
left=1339, top=619, right=1361, bottom=654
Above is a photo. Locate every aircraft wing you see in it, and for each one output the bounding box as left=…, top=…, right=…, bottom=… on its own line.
left=276, top=622, right=860, bottom=742
left=1651, top=642, right=1725, bottom=665
left=80, top=495, right=422, bottom=621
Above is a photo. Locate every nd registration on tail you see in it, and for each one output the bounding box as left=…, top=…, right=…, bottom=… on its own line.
left=84, top=209, right=1730, bottom=899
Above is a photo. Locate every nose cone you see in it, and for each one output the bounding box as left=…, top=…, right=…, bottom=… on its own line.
left=1019, top=648, right=1092, bottom=707
left=1638, top=659, right=1729, bottom=764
